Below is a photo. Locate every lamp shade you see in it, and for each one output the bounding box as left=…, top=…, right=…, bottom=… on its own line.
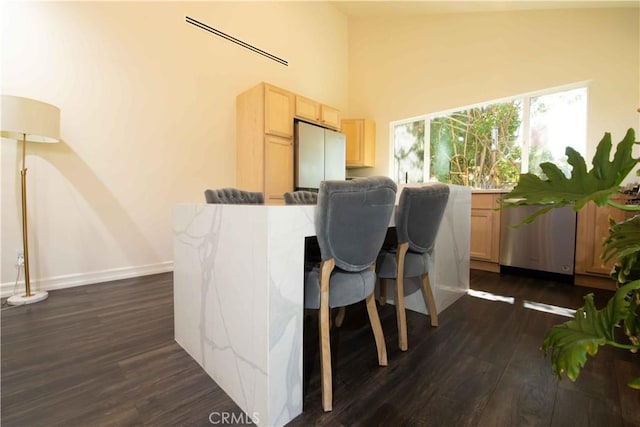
left=1, top=95, right=60, bottom=143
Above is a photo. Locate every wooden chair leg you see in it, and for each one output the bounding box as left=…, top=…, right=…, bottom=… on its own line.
left=365, top=293, right=388, bottom=366
left=319, top=259, right=335, bottom=412
left=335, top=306, right=346, bottom=328
left=420, top=272, right=438, bottom=327
left=396, top=242, right=409, bottom=351
left=378, top=278, right=387, bottom=305
left=394, top=276, right=408, bottom=351
left=319, top=303, right=332, bottom=411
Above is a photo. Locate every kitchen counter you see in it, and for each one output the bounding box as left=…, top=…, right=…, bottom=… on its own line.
left=172, top=184, right=471, bottom=426
left=470, top=188, right=512, bottom=194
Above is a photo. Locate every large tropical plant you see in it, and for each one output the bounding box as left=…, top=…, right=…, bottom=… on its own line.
left=501, top=128, right=640, bottom=389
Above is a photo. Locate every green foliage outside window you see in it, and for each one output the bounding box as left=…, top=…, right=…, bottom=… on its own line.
left=430, top=102, right=522, bottom=187
left=395, top=87, right=587, bottom=187
left=394, top=121, right=425, bottom=184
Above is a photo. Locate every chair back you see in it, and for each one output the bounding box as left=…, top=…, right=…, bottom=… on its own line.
left=284, top=190, right=318, bottom=205
left=316, top=177, right=397, bottom=272
left=204, top=188, right=264, bottom=204
left=395, top=184, right=450, bottom=254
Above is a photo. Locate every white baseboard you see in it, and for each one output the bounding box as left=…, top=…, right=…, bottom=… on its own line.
left=0, top=261, right=174, bottom=298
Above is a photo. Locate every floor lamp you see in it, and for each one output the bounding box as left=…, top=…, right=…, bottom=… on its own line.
left=1, top=95, right=61, bottom=305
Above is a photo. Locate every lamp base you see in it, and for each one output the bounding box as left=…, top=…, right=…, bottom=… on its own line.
left=7, top=291, right=48, bottom=305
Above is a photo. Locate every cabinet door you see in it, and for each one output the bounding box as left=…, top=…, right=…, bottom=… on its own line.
left=343, top=119, right=363, bottom=166
left=343, top=119, right=375, bottom=168
left=470, top=209, right=500, bottom=262
left=264, top=85, right=294, bottom=138
left=575, top=200, right=631, bottom=276
left=264, top=135, right=293, bottom=204
left=470, top=194, right=501, bottom=263
left=295, top=96, right=320, bottom=122
left=320, top=105, right=340, bottom=129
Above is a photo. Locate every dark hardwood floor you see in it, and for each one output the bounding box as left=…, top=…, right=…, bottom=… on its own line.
left=2, top=270, right=638, bottom=426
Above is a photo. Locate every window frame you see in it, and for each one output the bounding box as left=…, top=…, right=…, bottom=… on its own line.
left=389, top=80, right=590, bottom=184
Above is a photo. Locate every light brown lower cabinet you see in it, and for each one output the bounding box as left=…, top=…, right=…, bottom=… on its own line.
left=574, top=197, right=633, bottom=290
left=469, top=191, right=631, bottom=289
left=470, top=193, right=502, bottom=273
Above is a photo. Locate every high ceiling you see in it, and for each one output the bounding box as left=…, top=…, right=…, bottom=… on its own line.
left=329, top=1, right=640, bottom=17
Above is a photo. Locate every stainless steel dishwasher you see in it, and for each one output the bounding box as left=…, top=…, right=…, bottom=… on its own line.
left=499, top=204, right=577, bottom=277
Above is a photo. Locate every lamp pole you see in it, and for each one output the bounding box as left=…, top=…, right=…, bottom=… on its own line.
left=20, top=132, right=32, bottom=297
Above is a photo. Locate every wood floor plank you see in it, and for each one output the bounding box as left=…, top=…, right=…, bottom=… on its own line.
left=476, top=333, right=558, bottom=426
left=2, top=270, right=637, bottom=426
left=551, top=387, right=624, bottom=427
left=614, top=359, right=640, bottom=427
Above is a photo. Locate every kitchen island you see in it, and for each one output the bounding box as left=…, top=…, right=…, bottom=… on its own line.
left=172, top=184, right=471, bottom=427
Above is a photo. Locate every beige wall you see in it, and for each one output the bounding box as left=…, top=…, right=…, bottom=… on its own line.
left=3, top=3, right=638, bottom=293
left=345, top=7, right=640, bottom=179
left=1, top=1, right=348, bottom=292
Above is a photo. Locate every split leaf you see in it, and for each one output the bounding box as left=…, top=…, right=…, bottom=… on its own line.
left=502, top=129, right=639, bottom=224
left=542, top=280, right=640, bottom=382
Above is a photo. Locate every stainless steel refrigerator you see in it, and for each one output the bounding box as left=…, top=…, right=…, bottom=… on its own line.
left=294, top=121, right=346, bottom=191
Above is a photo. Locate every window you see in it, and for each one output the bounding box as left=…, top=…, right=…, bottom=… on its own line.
left=393, top=119, right=425, bottom=184
left=391, top=85, right=588, bottom=187
left=527, top=88, right=588, bottom=178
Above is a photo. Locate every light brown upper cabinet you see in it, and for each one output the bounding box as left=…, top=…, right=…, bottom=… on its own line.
left=295, top=95, right=340, bottom=130
left=295, top=96, right=320, bottom=123
left=265, top=84, right=295, bottom=138
left=342, top=119, right=375, bottom=168
left=237, top=82, right=341, bottom=204
left=320, top=105, right=340, bottom=129
left=237, top=83, right=294, bottom=200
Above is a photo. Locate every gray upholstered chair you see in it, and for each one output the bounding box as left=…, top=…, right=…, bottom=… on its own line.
left=285, top=190, right=321, bottom=265
left=376, top=184, right=450, bottom=351
left=305, top=176, right=397, bottom=412
left=204, top=188, right=264, bottom=204
left=283, top=190, right=318, bottom=205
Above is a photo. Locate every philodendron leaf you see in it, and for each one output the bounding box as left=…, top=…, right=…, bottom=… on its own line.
left=502, top=129, right=639, bottom=223
left=603, top=215, right=640, bottom=261
left=603, top=214, right=640, bottom=283
left=622, top=288, right=640, bottom=350
left=542, top=280, right=640, bottom=382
